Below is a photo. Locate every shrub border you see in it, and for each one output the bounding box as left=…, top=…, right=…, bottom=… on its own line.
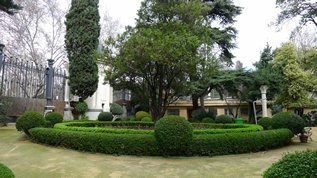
left=54, top=121, right=263, bottom=135
left=0, top=163, right=15, bottom=178
left=30, top=127, right=293, bottom=156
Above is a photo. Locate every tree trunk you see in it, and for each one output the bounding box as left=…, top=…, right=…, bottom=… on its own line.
left=200, top=96, right=204, bottom=108
left=192, top=94, right=199, bottom=111
left=248, top=101, right=256, bottom=124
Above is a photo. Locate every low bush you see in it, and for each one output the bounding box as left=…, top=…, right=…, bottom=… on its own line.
left=215, top=114, right=233, bottom=124
left=45, top=112, right=63, bottom=128
left=97, top=112, right=113, bottom=121
left=258, top=117, right=272, bottom=130
left=141, top=117, right=152, bottom=122
left=154, top=115, right=193, bottom=156
left=193, top=124, right=263, bottom=134
left=0, top=163, right=15, bottom=178
left=191, top=108, right=216, bottom=122
left=0, top=115, right=8, bottom=126
left=30, top=127, right=292, bottom=156
left=263, top=150, right=317, bottom=178
left=16, top=111, right=45, bottom=136
left=75, top=102, right=88, bottom=115
left=135, top=111, right=151, bottom=121
left=189, top=129, right=293, bottom=156
left=30, top=128, right=159, bottom=156
left=201, top=117, right=214, bottom=123
left=271, top=112, right=306, bottom=135
left=110, top=103, right=123, bottom=116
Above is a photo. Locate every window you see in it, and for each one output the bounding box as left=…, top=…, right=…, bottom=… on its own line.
left=167, top=109, right=179, bottom=115
left=224, top=108, right=233, bottom=116
left=240, top=108, right=249, bottom=115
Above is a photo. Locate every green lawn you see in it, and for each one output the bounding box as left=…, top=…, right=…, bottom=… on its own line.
left=1, top=126, right=317, bottom=178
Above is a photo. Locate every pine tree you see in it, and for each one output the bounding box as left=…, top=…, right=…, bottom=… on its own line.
left=65, top=0, right=100, bottom=100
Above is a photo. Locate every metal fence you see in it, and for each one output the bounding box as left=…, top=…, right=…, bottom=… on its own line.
left=0, top=48, right=66, bottom=101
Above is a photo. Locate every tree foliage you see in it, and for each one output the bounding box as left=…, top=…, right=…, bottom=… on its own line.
left=103, top=0, right=241, bottom=121
left=65, top=0, right=100, bottom=100
left=276, top=0, right=317, bottom=28
left=103, top=0, right=219, bottom=121
left=0, top=0, right=21, bottom=15
left=273, top=43, right=317, bottom=108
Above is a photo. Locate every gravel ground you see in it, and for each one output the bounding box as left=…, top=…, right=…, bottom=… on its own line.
left=1, top=126, right=316, bottom=178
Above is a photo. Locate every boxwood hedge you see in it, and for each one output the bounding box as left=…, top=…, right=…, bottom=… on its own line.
left=54, top=122, right=263, bottom=135
left=30, top=127, right=293, bottom=156
left=263, top=150, right=317, bottom=178
left=0, top=163, right=15, bottom=178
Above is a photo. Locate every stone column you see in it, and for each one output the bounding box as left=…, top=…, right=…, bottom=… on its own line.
left=63, top=63, right=73, bottom=120
left=260, top=85, right=269, bottom=117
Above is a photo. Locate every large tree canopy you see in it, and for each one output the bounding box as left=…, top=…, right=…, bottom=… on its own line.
left=276, top=0, right=317, bottom=28
left=273, top=43, right=317, bottom=110
left=103, top=0, right=241, bottom=121
left=0, top=0, right=21, bottom=15
left=65, top=0, right=100, bottom=100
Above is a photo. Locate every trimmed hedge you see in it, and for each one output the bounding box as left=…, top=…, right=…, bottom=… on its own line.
left=263, top=150, right=317, bottom=178
left=193, top=124, right=263, bottom=134
left=30, top=128, right=293, bottom=156
left=215, top=114, right=233, bottom=124
left=258, top=117, right=272, bottom=130
left=97, top=112, right=113, bottom=121
left=154, top=115, right=193, bottom=156
left=189, top=129, right=293, bottom=156
left=271, top=112, right=306, bottom=135
left=0, top=163, right=15, bottom=178
left=135, top=111, right=151, bottom=121
left=45, top=112, right=63, bottom=128
left=30, top=128, right=159, bottom=156
left=16, top=111, right=45, bottom=136
left=54, top=122, right=263, bottom=135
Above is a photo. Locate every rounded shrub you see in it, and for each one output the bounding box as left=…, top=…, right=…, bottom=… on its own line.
left=201, top=117, right=214, bottom=123
left=110, top=103, right=123, bottom=115
left=45, top=112, right=63, bottom=128
left=154, top=115, right=193, bottom=156
left=135, top=111, right=150, bottom=121
left=215, top=114, right=233, bottom=124
left=263, top=150, right=317, bottom=178
left=271, top=112, right=306, bottom=135
left=75, top=102, right=88, bottom=115
left=16, top=111, right=45, bottom=136
left=141, top=116, right=152, bottom=122
left=257, top=117, right=272, bottom=130
left=97, top=112, right=113, bottom=121
left=0, top=163, right=15, bottom=178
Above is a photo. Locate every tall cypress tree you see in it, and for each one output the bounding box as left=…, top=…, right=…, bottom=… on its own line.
left=65, top=0, right=100, bottom=100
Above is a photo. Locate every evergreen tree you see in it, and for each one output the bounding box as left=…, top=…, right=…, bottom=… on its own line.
left=0, top=0, right=22, bottom=15
left=65, top=0, right=100, bottom=100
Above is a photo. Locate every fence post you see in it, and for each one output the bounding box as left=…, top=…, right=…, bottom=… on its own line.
left=0, top=44, right=5, bottom=95
left=44, top=59, right=55, bottom=116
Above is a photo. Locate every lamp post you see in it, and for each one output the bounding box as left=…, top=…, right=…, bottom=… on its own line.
left=253, top=100, right=257, bottom=124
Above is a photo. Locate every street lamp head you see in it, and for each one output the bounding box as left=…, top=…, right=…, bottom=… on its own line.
left=0, top=44, right=5, bottom=53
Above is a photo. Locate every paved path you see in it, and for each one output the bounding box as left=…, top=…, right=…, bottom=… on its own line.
left=1, top=126, right=317, bottom=178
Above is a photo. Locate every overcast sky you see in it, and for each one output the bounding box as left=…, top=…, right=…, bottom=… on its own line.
left=97, top=0, right=293, bottom=69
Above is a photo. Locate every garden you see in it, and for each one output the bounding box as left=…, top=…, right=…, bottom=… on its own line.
left=1, top=109, right=317, bottom=177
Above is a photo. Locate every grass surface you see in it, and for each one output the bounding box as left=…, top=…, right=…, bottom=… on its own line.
left=1, top=125, right=317, bottom=178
